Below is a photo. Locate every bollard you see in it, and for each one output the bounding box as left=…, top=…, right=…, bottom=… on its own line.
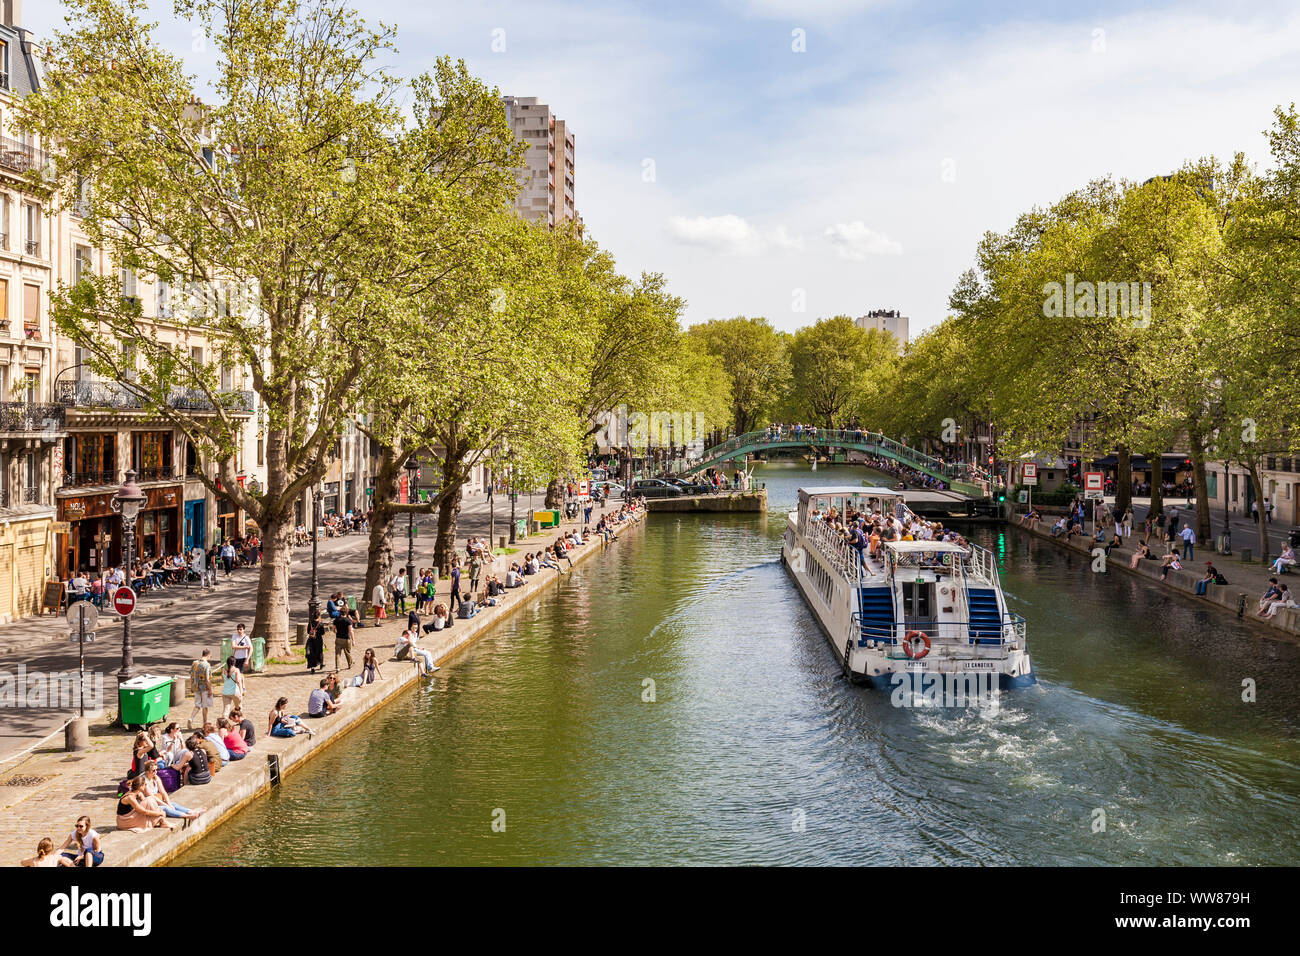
left=65, top=717, right=89, bottom=752
left=499, top=535, right=506, bottom=549
left=1241, top=548, right=1252, bottom=563
left=170, top=678, right=185, bottom=707
left=295, top=622, right=307, bottom=646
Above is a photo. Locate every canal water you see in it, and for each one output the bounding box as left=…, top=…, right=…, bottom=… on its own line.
left=175, top=464, right=1300, bottom=866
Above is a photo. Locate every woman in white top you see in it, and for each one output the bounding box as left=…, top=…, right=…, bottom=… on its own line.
left=371, top=582, right=387, bottom=624
left=58, top=816, right=103, bottom=867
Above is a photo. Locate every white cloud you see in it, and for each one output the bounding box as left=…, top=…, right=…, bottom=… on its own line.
left=824, top=221, right=903, bottom=259
left=667, top=214, right=804, bottom=256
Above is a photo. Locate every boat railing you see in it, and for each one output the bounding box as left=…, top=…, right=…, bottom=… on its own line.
left=963, top=541, right=999, bottom=587
left=851, top=618, right=1018, bottom=659
left=803, top=516, right=862, bottom=584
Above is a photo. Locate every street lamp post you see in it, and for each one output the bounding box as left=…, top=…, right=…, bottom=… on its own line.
left=308, top=488, right=321, bottom=627
left=110, top=470, right=146, bottom=683
left=405, top=454, right=419, bottom=593
left=508, top=464, right=517, bottom=544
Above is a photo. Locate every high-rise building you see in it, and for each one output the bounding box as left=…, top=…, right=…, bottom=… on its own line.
left=855, top=310, right=909, bottom=350
left=501, top=95, right=575, bottom=228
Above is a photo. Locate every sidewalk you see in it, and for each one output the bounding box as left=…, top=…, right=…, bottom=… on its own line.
left=0, top=495, right=642, bottom=866
left=1017, top=511, right=1300, bottom=639
left=0, top=491, right=596, bottom=764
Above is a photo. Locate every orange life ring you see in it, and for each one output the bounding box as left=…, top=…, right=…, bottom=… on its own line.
left=902, top=629, right=931, bottom=659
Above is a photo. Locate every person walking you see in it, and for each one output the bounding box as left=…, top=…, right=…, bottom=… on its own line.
left=1251, top=499, right=1259, bottom=523
left=1179, top=524, right=1196, bottom=561
left=221, top=656, right=245, bottom=717
left=188, top=649, right=214, bottom=729
left=371, top=580, right=387, bottom=626
left=220, top=539, right=235, bottom=577
left=230, top=624, right=252, bottom=673
left=468, top=550, right=483, bottom=599
left=390, top=570, right=407, bottom=615
left=448, top=558, right=462, bottom=617
left=333, top=609, right=354, bottom=671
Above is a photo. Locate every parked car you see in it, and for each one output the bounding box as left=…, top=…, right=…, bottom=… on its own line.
left=594, top=480, right=626, bottom=497
left=666, top=477, right=714, bottom=495
left=632, top=478, right=683, bottom=498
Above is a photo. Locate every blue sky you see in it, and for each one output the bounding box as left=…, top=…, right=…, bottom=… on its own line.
left=24, top=1, right=1300, bottom=336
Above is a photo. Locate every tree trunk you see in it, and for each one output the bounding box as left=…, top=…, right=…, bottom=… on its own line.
left=362, top=447, right=401, bottom=609
left=1115, top=444, right=1132, bottom=517
left=433, top=476, right=463, bottom=574
left=545, top=476, right=564, bottom=509
left=1249, top=465, right=1269, bottom=562
left=251, top=511, right=294, bottom=658
left=1146, top=451, right=1163, bottom=521
left=1191, top=450, right=1211, bottom=545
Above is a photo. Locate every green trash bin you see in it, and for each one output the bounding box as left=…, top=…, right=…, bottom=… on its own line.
left=119, top=675, right=173, bottom=728
left=250, top=637, right=266, bottom=672
left=221, top=636, right=233, bottom=664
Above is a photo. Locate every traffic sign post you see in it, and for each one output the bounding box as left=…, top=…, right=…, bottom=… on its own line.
left=1022, top=463, right=1038, bottom=486
left=66, top=602, right=99, bottom=719
left=112, top=587, right=137, bottom=617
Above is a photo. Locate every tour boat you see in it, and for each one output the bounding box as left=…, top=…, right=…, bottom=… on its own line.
left=782, top=486, right=1035, bottom=690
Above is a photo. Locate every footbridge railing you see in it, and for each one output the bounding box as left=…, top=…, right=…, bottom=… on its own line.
left=687, top=429, right=961, bottom=483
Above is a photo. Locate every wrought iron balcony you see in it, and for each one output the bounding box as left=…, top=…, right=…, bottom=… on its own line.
left=0, top=402, right=66, bottom=433
left=134, top=464, right=181, bottom=483
left=21, top=486, right=38, bottom=504
left=0, top=135, right=48, bottom=175
left=57, top=381, right=254, bottom=413
left=62, top=470, right=116, bottom=488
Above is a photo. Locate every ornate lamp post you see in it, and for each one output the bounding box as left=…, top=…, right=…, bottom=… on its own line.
left=405, top=454, right=419, bottom=592
left=308, top=487, right=322, bottom=627
left=110, top=470, right=146, bottom=682
left=508, top=463, right=518, bottom=545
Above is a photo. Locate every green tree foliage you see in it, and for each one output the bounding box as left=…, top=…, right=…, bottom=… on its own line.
left=684, top=316, right=789, bottom=436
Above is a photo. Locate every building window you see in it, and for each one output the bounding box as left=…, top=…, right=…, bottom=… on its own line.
left=132, top=430, right=173, bottom=481
left=257, top=439, right=264, bottom=467
left=23, top=202, right=39, bottom=256
left=25, top=451, right=37, bottom=497
left=120, top=267, right=138, bottom=301
left=23, top=370, right=37, bottom=403
left=73, top=244, right=93, bottom=285
left=0, top=38, right=8, bottom=90
left=22, top=283, right=39, bottom=339
left=0, top=194, right=8, bottom=250
left=157, top=280, right=171, bottom=317
left=0, top=276, right=7, bottom=330
left=75, top=175, right=91, bottom=217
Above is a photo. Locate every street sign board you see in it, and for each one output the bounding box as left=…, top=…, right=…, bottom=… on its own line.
left=1022, top=462, right=1038, bottom=486
left=66, top=602, right=99, bottom=632
left=69, top=632, right=96, bottom=644
left=1018, top=490, right=1028, bottom=503
left=1085, top=489, right=1105, bottom=500
left=1084, top=471, right=1104, bottom=493
left=112, top=587, right=137, bottom=616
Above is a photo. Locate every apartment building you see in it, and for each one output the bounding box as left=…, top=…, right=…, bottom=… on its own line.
left=855, top=310, right=909, bottom=350
left=501, top=95, right=575, bottom=227
left=0, top=9, right=65, bottom=622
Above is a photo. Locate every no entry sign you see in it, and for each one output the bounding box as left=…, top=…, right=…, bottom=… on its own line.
left=1084, top=471, right=1104, bottom=493
left=112, top=586, right=137, bottom=616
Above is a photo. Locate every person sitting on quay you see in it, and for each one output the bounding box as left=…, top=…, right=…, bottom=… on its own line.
left=1258, top=578, right=1283, bottom=615
left=1129, top=543, right=1154, bottom=569
left=1195, top=562, right=1229, bottom=596
left=157, top=723, right=194, bottom=779
left=1260, top=583, right=1297, bottom=619
left=430, top=602, right=449, bottom=631
left=1051, top=517, right=1068, bottom=538
left=1159, top=551, right=1182, bottom=582
left=458, top=591, right=478, bottom=619
left=361, top=647, right=382, bottom=684
left=326, top=591, right=344, bottom=620
left=308, top=679, right=341, bottom=718
left=1271, top=544, right=1296, bottom=575
left=204, top=721, right=239, bottom=763
left=21, top=837, right=61, bottom=867
left=506, top=563, right=523, bottom=588
left=56, top=817, right=103, bottom=867
left=221, top=717, right=251, bottom=759
left=228, top=708, right=256, bottom=748
left=268, top=696, right=313, bottom=739
left=396, top=628, right=438, bottom=675
left=116, top=776, right=173, bottom=832
left=183, top=736, right=214, bottom=784
left=192, top=729, right=224, bottom=775
left=139, top=761, right=204, bottom=821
